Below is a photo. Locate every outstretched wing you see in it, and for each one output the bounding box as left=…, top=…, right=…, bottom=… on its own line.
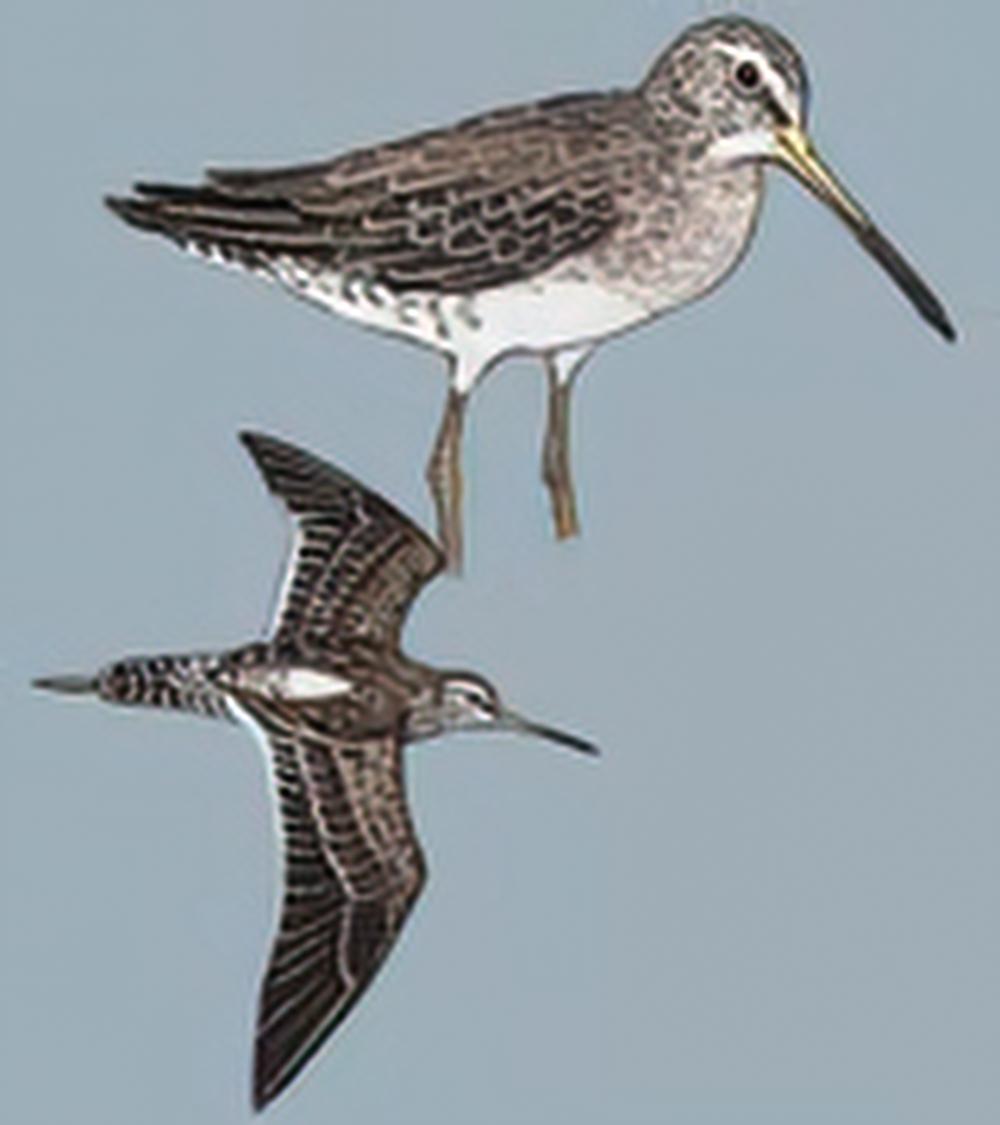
left=105, top=92, right=633, bottom=294
left=234, top=695, right=426, bottom=1110
left=240, top=432, right=444, bottom=649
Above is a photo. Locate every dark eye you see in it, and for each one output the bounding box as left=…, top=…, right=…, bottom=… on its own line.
left=734, top=61, right=761, bottom=91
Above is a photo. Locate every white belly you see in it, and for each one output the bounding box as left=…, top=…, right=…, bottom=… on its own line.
left=251, top=167, right=764, bottom=387
left=266, top=255, right=648, bottom=377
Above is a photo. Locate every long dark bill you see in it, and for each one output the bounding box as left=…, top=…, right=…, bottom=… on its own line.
left=773, top=125, right=956, bottom=343
left=501, top=709, right=600, bottom=756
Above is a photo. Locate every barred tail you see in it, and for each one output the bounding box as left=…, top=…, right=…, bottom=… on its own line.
left=36, top=652, right=234, bottom=722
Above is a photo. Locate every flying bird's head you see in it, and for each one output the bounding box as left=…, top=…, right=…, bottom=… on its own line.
left=406, top=671, right=598, bottom=756
left=438, top=672, right=503, bottom=729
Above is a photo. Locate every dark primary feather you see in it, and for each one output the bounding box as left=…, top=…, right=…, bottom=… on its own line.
left=237, top=696, right=425, bottom=1110
left=105, top=91, right=641, bottom=293
left=240, top=432, right=443, bottom=648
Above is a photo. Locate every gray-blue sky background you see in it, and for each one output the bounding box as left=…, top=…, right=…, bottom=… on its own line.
left=3, top=1, right=998, bottom=1122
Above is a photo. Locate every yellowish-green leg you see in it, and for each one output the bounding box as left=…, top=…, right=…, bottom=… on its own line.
left=426, top=386, right=468, bottom=573
left=542, top=346, right=592, bottom=541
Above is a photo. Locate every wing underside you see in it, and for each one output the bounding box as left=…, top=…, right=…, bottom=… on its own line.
left=235, top=696, right=425, bottom=1110
left=240, top=431, right=444, bottom=648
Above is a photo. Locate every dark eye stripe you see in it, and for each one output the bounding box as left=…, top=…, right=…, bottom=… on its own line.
left=764, top=90, right=792, bottom=126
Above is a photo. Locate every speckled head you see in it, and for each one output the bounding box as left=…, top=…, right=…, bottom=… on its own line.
left=642, top=16, right=810, bottom=143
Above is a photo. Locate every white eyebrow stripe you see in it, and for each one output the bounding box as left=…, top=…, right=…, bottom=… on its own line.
left=715, top=42, right=773, bottom=68
left=716, top=43, right=800, bottom=125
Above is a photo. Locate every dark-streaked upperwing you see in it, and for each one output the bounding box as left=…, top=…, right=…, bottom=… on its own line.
left=105, top=92, right=635, bottom=293
left=234, top=694, right=425, bottom=1110
left=240, top=431, right=444, bottom=648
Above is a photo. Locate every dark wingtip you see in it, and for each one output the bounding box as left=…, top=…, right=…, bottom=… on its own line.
left=239, top=429, right=349, bottom=487
left=250, top=1080, right=268, bottom=1114
left=104, top=192, right=159, bottom=232
left=105, top=183, right=204, bottom=234
left=252, top=1045, right=296, bottom=1114
left=104, top=193, right=131, bottom=219
left=239, top=429, right=269, bottom=454
left=238, top=430, right=290, bottom=478
left=238, top=429, right=447, bottom=576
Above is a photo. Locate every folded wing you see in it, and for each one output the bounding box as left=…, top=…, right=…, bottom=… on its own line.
left=105, top=92, right=630, bottom=293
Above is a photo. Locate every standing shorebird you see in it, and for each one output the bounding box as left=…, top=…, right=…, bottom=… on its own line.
left=35, top=432, right=596, bottom=1110
left=107, top=16, right=955, bottom=570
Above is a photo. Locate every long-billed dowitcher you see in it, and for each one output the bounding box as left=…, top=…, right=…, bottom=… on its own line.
left=107, top=16, right=955, bottom=571
left=35, top=432, right=596, bottom=1110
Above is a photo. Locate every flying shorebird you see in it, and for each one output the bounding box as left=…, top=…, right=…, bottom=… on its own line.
left=107, top=16, right=956, bottom=571
left=35, top=432, right=597, bottom=1111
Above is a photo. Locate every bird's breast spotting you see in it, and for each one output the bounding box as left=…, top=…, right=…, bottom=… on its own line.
left=588, top=163, right=765, bottom=312
left=264, top=251, right=648, bottom=374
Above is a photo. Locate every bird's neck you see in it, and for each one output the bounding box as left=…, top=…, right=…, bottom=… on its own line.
left=397, top=662, right=448, bottom=745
